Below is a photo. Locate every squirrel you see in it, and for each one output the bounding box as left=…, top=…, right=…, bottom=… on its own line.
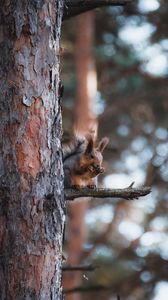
left=63, top=135, right=109, bottom=188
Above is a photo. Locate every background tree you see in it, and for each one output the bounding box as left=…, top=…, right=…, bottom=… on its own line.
left=62, top=0, right=168, bottom=299
left=63, top=11, right=97, bottom=300
left=0, top=1, right=64, bottom=299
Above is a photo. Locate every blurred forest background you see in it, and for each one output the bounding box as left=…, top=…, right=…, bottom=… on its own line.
left=61, top=1, right=168, bottom=299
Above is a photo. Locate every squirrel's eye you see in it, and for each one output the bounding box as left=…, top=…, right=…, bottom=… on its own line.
left=91, top=154, right=94, bottom=159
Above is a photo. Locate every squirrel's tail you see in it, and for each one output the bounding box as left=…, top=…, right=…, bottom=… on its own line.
left=62, top=136, right=86, bottom=162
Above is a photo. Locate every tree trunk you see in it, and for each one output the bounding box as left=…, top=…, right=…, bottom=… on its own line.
left=63, top=12, right=97, bottom=300
left=0, top=1, right=64, bottom=299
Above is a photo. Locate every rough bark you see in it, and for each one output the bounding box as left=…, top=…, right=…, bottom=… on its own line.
left=0, top=1, right=64, bottom=299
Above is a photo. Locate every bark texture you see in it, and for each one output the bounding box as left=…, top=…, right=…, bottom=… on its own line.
left=0, top=1, right=64, bottom=299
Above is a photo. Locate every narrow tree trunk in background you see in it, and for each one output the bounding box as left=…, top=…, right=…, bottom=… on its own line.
left=0, top=1, right=64, bottom=299
left=74, top=12, right=97, bottom=135
left=63, top=12, right=97, bottom=300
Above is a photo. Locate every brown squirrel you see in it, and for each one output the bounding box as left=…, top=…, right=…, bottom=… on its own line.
left=63, top=135, right=109, bottom=188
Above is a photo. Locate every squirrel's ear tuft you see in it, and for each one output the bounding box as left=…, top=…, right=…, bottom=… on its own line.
left=85, top=137, right=94, bottom=154
left=97, top=137, right=109, bottom=153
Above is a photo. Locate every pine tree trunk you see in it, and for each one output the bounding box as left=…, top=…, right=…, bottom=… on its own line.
left=0, top=1, right=64, bottom=299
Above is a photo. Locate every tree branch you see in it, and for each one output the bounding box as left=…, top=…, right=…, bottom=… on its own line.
left=62, top=264, right=99, bottom=271
left=65, top=186, right=151, bottom=201
left=63, top=0, right=132, bottom=20
left=64, top=284, right=108, bottom=294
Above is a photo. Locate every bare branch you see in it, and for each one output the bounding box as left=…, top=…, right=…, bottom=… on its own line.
left=62, top=264, right=99, bottom=271
left=64, top=284, right=108, bottom=294
left=65, top=186, right=151, bottom=201
left=63, top=0, right=132, bottom=20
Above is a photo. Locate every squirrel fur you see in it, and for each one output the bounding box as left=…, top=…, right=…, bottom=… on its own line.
left=63, top=135, right=109, bottom=188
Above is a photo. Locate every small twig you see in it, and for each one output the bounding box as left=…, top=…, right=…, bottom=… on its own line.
left=128, top=181, right=135, bottom=188
left=65, top=186, right=151, bottom=201
left=62, top=264, right=99, bottom=272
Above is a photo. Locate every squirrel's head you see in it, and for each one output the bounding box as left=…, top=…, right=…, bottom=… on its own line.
left=79, top=136, right=109, bottom=173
